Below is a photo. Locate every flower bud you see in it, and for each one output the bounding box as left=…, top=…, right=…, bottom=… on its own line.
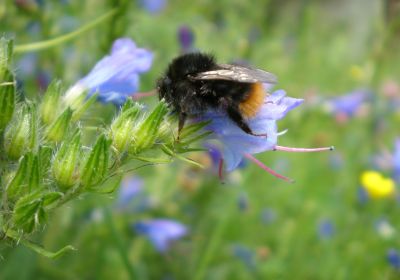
left=0, top=37, right=13, bottom=70
left=110, top=100, right=142, bottom=153
left=4, top=104, right=38, bottom=160
left=45, top=108, right=73, bottom=143
left=0, top=68, right=15, bottom=131
left=6, top=152, right=40, bottom=200
left=40, top=80, right=62, bottom=125
left=130, top=101, right=168, bottom=154
left=80, top=134, right=111, bottom=188
left=52, top=132, right=81, bottom=190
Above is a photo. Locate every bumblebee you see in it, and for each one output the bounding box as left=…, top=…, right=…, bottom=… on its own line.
left=157, top=53, right=277, bottom=136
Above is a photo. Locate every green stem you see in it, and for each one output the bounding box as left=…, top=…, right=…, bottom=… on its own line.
left=193, top=186, right=239, bottom=280
left=14, top=9, right=118, bottom=53
left=103, top=206, right=138, bottom=279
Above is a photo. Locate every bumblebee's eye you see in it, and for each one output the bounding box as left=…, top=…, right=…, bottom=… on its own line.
left=164, top=77, right=171, bottom=85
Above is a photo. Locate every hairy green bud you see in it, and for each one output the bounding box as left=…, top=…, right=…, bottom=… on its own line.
left=130, top=101, right=168, bottom=154
left=40, top=80, right=62, bottom=125
left=0, top=68, right=15, bottom=131
left=110, top=100, right=142, bottom=153
left=80, top=134, right=111, bottom=188
left=7, top=152, right=40, bottom=200
left=4, top=104, right=38, bottom=160
left=0, top=37, right=13, bottom=69
left=45, top=108, right=73, bottom=143
left=52, top=132, right=81, bottom=190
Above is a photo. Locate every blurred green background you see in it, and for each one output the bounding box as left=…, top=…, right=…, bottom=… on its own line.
left=1, top=0, right=400, bottom=279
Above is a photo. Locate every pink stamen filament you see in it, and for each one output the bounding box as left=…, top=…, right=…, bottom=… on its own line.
left=274, top=145, right=334, bottom=152
left=244, top=153, right=294, bottom=183
left=131, top=90, right=157, bottom=100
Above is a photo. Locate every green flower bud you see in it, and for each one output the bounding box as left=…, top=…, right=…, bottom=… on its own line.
left=130, top=101, right=168, bottom=154
left=0, top=37, right=13, bottom=69
left=0, top=68, right=15, bottom=131
left=45, top=108, right=72, bottom=143
left=52, top=132, right=81, bottom=190
left=4, top=104, right=38, bottom=160
left=110, top=100, right=142, bottom=153
left=80, top=134, right=111, bottom=188
left=40, top=80, right=62, bottom=125
left=7, top=152, right=40, bottom=200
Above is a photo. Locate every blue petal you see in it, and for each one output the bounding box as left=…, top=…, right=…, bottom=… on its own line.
left=134, top=219, right=187, bottom=252
left=76, top=38, right=153, bottom=105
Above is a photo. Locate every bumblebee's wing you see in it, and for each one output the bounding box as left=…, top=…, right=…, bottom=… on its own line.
left=189, top=63, right=277, bottom=84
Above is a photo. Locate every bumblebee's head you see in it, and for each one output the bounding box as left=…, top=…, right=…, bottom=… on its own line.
left=157, top=75, right=172, bottom=100
left=166, top=53, right=216, bottom=80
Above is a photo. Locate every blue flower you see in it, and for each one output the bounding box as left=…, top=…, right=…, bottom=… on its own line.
left=232, top=244, right=257, bottom=272
left=139, top=0, right=167, bottom=14
left=317, top=219, right=335, bottom=239
left=387, top=249, right=400, bottom=270
left=202, top=90, right=303, bottom=174
left=178, top=26, right=195, bottom=53
left=116, top=176, right=144, bottom=209
left=133, top=219, right=187, bottom=252
left=326, top=89, right=371, bottom=121
left=393, top=138, right=400, bottom=183
left=65, top=38, right=153, bottom=105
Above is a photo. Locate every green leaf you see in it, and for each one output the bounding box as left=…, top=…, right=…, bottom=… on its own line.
left=179, top=120, right=212, bottom=140
left=88, top=174, right=122, bottom=194
left=12, top=191, right=48, bottom=233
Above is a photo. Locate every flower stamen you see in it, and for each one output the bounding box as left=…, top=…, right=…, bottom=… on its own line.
left=274, top=145, right=334, bottom=152
left=244, top=153, right=294, bottom=183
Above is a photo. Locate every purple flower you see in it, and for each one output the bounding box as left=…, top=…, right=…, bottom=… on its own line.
left=317, top=219, right=335, bottom=239
left=260, top=208, right=277, bottom=225
left=117, top=176, right=144, bottom=208
left=393, top=138, right=400, bottom=183
left=357, top=186, right=369, bottom=204
left=326, top=89, right=371, bottom=121
left=65, top=38, right=153, bottom=105
left=178, top=26, right=195, bottom=53
left=139, top=0, right=167, bottom=14
left=133, top=219, right=187, bottom=252
left=232, top=244, right=256, bottom=271
left=387, top=249, right=400, bottom=269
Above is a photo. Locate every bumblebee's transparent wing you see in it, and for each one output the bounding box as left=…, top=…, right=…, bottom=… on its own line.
left=189, top=63, right=277, bottom=84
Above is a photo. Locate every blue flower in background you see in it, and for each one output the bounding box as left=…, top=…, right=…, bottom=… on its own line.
left=117, top=176, right=144, bottom=209
left=178, top=26, right=195, bottom=53
left=139, top=0, right=167, bottom=14
left=65, top=38, right=153, bottom=105
left=326, top=89, right=371, bottom=122
left=317, top=219, right=335, bottom=239
left=134, top=219, right=187, bottom=252
left=387, top=249, right=400, bottom=270
left=232, top=244, right=257, bottom=272
left=393, top=138, right=400, bottom=183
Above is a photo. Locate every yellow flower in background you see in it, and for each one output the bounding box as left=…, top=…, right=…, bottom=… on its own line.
left=360, top=171, right=396, bottom=199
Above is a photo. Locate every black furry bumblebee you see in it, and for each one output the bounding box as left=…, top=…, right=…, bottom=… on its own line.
left=157, top=53, right=277, bottom=137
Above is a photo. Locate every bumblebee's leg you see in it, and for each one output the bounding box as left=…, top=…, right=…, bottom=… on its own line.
left=177, top=112, right=187, bottom=141
left=226, top=105, right=267, bottom=137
